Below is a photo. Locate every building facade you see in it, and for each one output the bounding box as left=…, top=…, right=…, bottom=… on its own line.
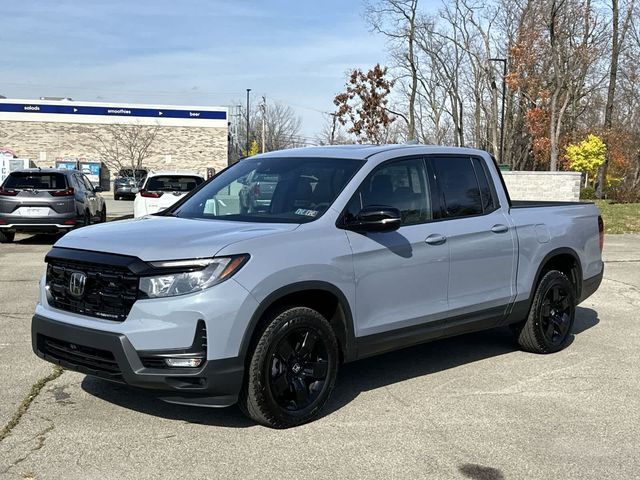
left=0, top=99, right=229, bottom=181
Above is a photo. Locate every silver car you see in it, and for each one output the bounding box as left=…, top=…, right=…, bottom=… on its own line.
left=0, top=168, right=106, bottom=243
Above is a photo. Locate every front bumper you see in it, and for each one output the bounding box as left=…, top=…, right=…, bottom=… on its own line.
left=32, top=314, right=244, bottom=407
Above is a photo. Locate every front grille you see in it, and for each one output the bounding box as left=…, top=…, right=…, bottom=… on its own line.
left=39, top=334, right=122, bottom=379
left=46, top=260, right=139, bottom=321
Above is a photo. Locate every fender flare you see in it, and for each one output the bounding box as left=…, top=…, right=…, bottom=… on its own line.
left=238, top=281, right=357, bottom=363
left=506, top=246, right=583, bottom=324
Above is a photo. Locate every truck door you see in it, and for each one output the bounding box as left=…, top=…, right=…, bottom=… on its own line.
left=344, top=157, right=450, bottom=339
left=429, top=155, right=517, bottom=320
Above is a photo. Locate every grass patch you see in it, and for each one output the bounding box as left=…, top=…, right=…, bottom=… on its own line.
left=594, top=200, right=640, bottom=234
left=0, top=367, right=63, bottom=443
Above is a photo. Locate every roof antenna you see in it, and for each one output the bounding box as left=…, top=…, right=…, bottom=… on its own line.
left=405, top=139, right=419, bottom=145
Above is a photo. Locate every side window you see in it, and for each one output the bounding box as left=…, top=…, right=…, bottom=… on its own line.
left=471, top=157, right=496, bottom=213
left=73, top=174, right=84, bottom=191
left=431, top=156, right=482, bottom=218
left=82, top=175, right=94, bottom=191
left=345, top=157, right=432, bottom=226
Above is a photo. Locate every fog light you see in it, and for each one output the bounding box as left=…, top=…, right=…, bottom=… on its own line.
left=164, top=357, right=203, bottom=368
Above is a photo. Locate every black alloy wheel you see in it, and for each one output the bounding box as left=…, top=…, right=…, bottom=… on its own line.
left=517, top=270, right=576, bottom=353
left=540, top=284, right=572, bottom=346
left=267, top=328, right=330, bottom=411
left=241, top=306, right=339, bottom=428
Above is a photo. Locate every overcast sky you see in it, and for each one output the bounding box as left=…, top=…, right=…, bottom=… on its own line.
left=0, top=0, right=402, bottom=140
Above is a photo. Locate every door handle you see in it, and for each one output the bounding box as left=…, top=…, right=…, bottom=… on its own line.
left=491, top=224, right=509, bottom=233
left=425, top=234, right=446, bottom=245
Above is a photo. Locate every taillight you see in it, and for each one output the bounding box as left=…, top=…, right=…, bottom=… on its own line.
left=0, top=187, right=18, bottom=196
left=598, top=215, right=604, bottom=252
left=140, top=190, right=163, bottom=198
left=50, top=187, right=75, bottom=197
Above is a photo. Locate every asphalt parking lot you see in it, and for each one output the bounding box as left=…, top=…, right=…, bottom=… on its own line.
left=102, top=192, right=134, bottom=219
left=0, top=233, right=638, bottom=480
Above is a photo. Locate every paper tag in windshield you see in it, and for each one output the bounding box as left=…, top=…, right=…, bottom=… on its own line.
left=295, top=208, right=318, bottom=218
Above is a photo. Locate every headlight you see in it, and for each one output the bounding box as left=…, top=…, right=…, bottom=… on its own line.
left=139, top=255, right=249, bottom=298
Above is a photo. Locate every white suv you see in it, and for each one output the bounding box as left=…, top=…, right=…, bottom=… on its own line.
left=133, top=171, right=204, bottom=218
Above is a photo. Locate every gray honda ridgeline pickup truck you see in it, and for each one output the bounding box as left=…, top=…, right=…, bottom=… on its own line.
left=32, top=145, right=604, bottom=428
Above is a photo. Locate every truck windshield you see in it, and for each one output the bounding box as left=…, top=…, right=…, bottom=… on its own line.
left=172, top=157, right=364, bottom=223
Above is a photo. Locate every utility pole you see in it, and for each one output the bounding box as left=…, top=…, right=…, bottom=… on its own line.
left=245, top=88, right=251, bottom=155
left=260, top=96, right=266, bottom=154
left=489, top=58, right=507, bottom=164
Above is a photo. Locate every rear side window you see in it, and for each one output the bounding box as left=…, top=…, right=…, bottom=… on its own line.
left=146, top=176, right=204, bottom=192
left=3, top=172, right=67, bottom=190
left=471, top=157, right=497, bottom=212
left=431, top=156, right=482, bottom=218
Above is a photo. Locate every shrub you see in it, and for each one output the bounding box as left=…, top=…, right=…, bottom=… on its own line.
left=608, top=180, right=640, bottom=204
left=580, top=187, right=596, bottom=200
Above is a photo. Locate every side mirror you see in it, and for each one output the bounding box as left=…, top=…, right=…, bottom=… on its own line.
left=93, top=186, right=103, bottom=192
left=344, top=205, right=401, bottom=233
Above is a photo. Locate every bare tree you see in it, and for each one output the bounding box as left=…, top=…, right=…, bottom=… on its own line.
left=236, top=100, right=304, bottom=154
left=365, top=0, right=419, bottom=140
left=416, top=9, right=476, bottom=147
left=316, top=114, right=352, bottom=145
left=260, top=101, right=304, bottom=151
left=89, top=123, right=160, bottom=179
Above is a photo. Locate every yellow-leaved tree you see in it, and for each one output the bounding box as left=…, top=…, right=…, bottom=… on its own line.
left=243, top=140, right=260, bottom=157
left=565, top=134, right=606, bottom=187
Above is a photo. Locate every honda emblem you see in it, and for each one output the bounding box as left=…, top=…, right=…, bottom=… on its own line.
left=69, top=272, right=86, bottom=297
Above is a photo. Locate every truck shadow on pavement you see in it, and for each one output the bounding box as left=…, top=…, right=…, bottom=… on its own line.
left=14, top=233, right=63, bottom=245
left=80, top=307, right=599, bottom=428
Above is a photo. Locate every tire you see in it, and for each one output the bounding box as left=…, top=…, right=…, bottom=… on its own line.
left=240, top=307, right=339, bottom=428
left=517, top=270, right=576, bottom=354
left=114, top=194, right=120, bottom=201
left=0, top=230, right=15, bottom=243
left=100, top=206, right=107, bottom=223
left=83, top=210, right=91, bottom=227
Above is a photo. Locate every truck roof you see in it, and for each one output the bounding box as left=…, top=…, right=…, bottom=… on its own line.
left=256, top=144, right=491, bottom=160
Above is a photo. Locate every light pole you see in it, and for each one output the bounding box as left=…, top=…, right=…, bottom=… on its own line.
left=260, top=96, right=267, bottom=154
left=246, top=88, right=251, bottom=155
left=489, top=58, right=507, bottom=164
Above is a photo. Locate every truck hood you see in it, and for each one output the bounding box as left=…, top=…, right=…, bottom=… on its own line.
left=55, top=216, right=299, bottom=261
